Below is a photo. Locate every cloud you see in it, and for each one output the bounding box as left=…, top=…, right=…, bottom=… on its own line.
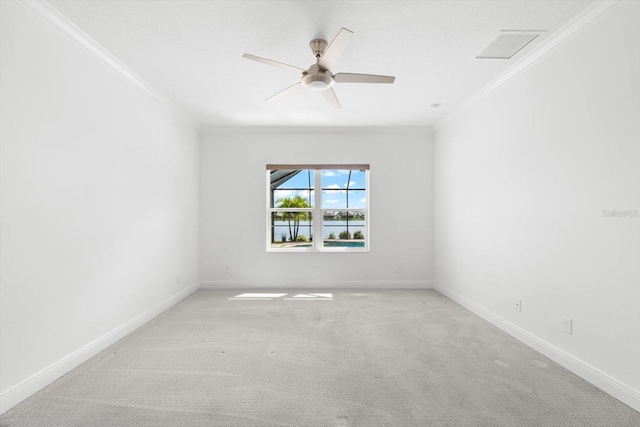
left=324, top=198, right=340, bottom=204
left=323, top=170, right=351, bottom=177
left=274, top=189, right=295, bottom=199
left=344, top=181, right=356, bottom=188
left=298, top=189, right=314, bottom=198
left=359, top=198, right=366, bottom=203
left=324, top=184, right=346, bottom=195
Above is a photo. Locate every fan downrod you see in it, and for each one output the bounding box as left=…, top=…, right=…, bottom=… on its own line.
left=309, top=39, right=328, bottom=59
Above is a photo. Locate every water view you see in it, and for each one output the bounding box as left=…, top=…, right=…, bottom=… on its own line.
left=273, top=220, right=365, bottom=242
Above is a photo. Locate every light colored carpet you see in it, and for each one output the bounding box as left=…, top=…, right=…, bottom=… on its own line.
left=1, top=290, right=638, bottom=426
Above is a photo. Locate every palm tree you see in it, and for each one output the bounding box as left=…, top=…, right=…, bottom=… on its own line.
left=276, top=195, right=312, bottom=241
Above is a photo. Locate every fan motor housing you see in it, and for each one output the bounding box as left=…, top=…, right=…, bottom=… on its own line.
left=301, top=64, right=334, bottom=91
left=302, top=72, right=334, bottom=90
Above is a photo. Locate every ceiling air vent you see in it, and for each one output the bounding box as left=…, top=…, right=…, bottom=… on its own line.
left=475, top=31, right=544, bottom=60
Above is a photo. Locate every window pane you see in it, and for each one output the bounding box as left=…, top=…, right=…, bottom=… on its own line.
left=321, top=189, right=366, bottom=209
left=271, top=169, right=314, bottom=208
left=267, top=166, right=368, bottom=252
left=322, top=211, right=365, bottom=248
left=270, top=211, right=313, bottom=248
left=321, top=169, right=366, bottom=209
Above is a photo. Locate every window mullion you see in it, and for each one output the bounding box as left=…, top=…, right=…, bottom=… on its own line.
left=314, top=170, right=322, bottom=250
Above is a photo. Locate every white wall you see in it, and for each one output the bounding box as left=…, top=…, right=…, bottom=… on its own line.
left=434, top=1, right=640, bottom=410
left=0, top=1, right=199, bottom=412
left=200, top=127, right=433, bottom=289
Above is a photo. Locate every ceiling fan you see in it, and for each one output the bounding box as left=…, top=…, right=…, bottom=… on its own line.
left=242, top=28, right=395, bottom=109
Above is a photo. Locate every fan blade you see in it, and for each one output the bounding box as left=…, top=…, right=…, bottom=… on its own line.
left=265, top=82, right=302, bottom=102
left=242, top=54, right=305, bottom=74
left=318, top=28, right=353, bottom=70
left=334, top=73, right=395, bottom=84
left=321, top=88, right=341, bottom=110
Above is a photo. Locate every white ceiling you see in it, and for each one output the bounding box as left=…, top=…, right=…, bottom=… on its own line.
left=47, top=0, right=595, bottom=127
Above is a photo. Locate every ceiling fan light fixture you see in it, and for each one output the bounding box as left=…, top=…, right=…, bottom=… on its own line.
left=308, top=80, right=330, bottom=90
left=301, top=72, right=334, bottom=91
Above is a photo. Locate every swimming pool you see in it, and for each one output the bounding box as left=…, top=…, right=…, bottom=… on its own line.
left=324, top=240, right=365, bottom=248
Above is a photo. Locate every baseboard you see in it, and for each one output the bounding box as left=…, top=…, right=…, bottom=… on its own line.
left=0, top=282, right=200, bottom=414
left=434, top=286, right=640, bottom=413
left=199, top=280, right=433, bottom=290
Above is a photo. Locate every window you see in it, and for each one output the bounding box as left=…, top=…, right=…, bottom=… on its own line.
left=267, top=164, right=369, bottom=252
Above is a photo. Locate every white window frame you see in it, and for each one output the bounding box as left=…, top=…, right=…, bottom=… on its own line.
left=266, top=164, right=370, bottom=252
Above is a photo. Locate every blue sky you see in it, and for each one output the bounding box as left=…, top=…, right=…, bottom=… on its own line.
left=274, top=169, right=366, bottom=209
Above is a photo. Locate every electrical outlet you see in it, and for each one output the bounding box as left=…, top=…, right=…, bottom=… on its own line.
left=396, top=266, right=402, bottom=274
left=514, top=299, right=521, bottom=311
left=562, top=316, right=572, bottom=334
left=225, top=265, right=230, bottom=274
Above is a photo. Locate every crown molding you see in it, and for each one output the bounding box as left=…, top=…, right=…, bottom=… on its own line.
left=200, top=125, right=433, bottom=136
left=20, top=0, right=197, bottom=127
left=435, top=0, right=621, bottom=130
